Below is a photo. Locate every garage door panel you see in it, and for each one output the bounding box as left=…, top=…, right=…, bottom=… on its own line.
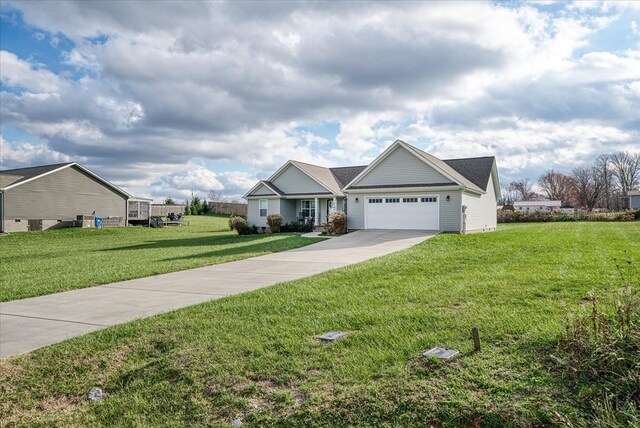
left=365, top=195, right=439, bottom=230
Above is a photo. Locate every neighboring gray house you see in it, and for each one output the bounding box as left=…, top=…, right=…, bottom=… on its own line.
left=244, top=139, right=500, bottom=233
left=626, top=190, right=640, bottom=209
left=0, top=162, right=131, bottom=232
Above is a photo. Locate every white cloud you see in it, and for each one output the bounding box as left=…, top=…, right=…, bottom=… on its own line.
left=0, top=1, right=638, bottom=199
left=0, top=136, right=76, bottom=166
left=0, top=50, right=66, bottom=93
left=160, top=164, right=224, bottom=192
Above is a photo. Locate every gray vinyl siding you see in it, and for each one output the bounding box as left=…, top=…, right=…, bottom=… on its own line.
left=280, top=199, right=297, bottom=223
left=248, top=199, right=264, bottom=227
left=347, top=190, right=462, bottom=232
left=630, top=195, right=640, bottom=209
left=271, top=164, right=328, bottom=194
left=461, top=173, right=497, bottom=232
left=3, top=166, right=127, bottom=227
left=248, top=183, right=275, bottom=196
left=356, top=145, right=449, bottom=187
left=268, top=199, right=280, bottom=223
left=247, top=198, right=280, bottom=227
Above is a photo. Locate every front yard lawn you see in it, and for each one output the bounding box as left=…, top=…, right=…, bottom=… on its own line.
left=1, top=222, right=638, bottom=427
left=0, top=215, right=321, bottom=301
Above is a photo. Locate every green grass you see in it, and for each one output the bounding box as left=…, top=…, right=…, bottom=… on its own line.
left=0, top=215, right=321, bottom=301
left=1, top=222, right=639, bottom=427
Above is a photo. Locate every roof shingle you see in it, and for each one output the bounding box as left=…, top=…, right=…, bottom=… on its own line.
left=443, top=156, right=495, bottom=191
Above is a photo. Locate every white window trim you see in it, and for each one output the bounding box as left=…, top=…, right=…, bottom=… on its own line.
left=259, top=199, right=268, bottom=217
left=301, top=199, right=316, bottom=218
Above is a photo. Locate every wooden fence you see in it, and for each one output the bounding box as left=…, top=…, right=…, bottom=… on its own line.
left=151, top=204, right=186, bottom=216
left=208, top=201, right=248, bottom=216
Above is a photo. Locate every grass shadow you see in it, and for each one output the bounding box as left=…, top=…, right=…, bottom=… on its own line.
left=100, top=233, right=302, bottom=252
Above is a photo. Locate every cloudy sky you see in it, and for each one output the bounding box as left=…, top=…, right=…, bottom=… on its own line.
left=1, top=1, right=638, bottom=201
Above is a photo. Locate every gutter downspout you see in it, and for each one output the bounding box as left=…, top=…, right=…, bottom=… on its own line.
left=461, top=204, right=467, bottom=234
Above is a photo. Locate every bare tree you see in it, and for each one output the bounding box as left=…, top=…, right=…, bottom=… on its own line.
left=594, top=154, right=616, bottom=210
left=208, top=190, right=225, bottom=202
left=537, top=170, right=576, bottom=204
left=572, top=165, right=605, bottom=211
left=498, top=186, right=516, bottom=205
left=608, top=151, right=640, bottom=195
left=509, top=179, right=537, bottom=201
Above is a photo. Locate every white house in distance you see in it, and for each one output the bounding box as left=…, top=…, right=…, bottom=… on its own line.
left=244, top=139, right=500, bottom=233
left=626, top=190, right=640, bottom=209
left=513, top=200, right=561, bottom=213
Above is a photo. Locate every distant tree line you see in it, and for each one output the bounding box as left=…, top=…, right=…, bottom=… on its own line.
left=500, top=151, right=640, bottom=211
left=161, top=190, right=245, bottom=216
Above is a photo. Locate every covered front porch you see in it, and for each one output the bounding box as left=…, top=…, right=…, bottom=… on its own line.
left=280, top=196, right=345, bottom=226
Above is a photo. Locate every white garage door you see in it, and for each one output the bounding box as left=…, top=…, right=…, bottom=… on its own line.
left=365, top=195, right=439, bottom=230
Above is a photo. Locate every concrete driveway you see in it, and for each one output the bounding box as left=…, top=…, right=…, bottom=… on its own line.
left=0, top=230, right=436, bottom=358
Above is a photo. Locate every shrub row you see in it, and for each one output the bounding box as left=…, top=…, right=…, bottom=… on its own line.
left=280, top=221, right=314, bottom=233
left=498, top=210, right=639, bottom=223
left=228, top=215, right=314, bottom=235
left=227, top=210, right=349, bottom=235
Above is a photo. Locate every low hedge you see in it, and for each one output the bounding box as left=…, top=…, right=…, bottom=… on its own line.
left=498, top=210, right=639, bottom=223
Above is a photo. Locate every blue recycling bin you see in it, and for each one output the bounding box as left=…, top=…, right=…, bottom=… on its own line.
left=95, top=217, right=103, bottom=228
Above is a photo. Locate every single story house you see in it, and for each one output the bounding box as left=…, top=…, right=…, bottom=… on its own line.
left=0, top=162, right=142, bottom=232
left=626, top=190, right=640, bottom=209
left=513, top=200, right=561, bottom=213
left=244, top=139, right=500, bottom=233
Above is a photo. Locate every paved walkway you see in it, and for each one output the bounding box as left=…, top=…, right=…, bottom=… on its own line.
left=0, top=230, right=435, bottom=358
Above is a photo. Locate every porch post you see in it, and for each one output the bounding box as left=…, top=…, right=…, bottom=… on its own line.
left=332, top=196, right=338, bottom=213
left=314, top=197, right=320, bottom=225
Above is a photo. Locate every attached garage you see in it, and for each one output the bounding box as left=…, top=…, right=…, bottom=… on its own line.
left=364, top=195, right=439, bottom=230
left=343, top=140, right=500, bottom=233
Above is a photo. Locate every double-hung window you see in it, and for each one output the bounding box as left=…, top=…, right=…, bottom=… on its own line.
left=301, top=200, right=316, bottom=219
left=259, top=199, right=268, bottom=217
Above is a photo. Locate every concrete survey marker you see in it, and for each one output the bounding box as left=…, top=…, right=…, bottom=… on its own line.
left=317, top=331, right=347, bottom=342
left=423, top=347, right=460, bottom=360
left=87, top=387, right=104, bottom=402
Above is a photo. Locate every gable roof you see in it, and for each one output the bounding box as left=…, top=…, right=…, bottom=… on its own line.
left=406, top=144, right=484, bottom=193
left=243, top=180, right=283, bottom=198
left=329, top=165, right=367, bottom=188
left=289, top=161, right=344, bottom=195
left=0, top=162, right=131, bottom=198
left=0, top=162, right=74, bottom=189
left=343, top=140, right=486, bottom=193
left=244, top=140, right=498, bottom=199
left=443, top=156, right=496, bottom=191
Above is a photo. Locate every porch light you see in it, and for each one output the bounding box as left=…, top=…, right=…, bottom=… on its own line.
left=355, top=197, right=359, bottom=203
left=446, top=195, right=450, bottom=201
